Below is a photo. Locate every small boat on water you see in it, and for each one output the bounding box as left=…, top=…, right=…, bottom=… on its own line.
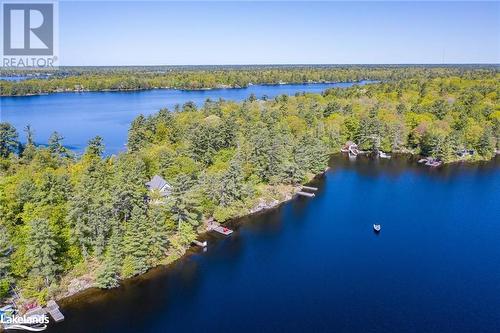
left=373, top=224, right=381, bottom=232
left=379, top=151, right=391, bottom=159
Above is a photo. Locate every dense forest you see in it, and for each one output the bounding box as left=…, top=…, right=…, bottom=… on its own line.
left=1, top=65, right=497, bottom=96
left=0, top=71, right=499, bottom=307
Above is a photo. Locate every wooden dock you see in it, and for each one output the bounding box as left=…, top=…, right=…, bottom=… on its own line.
left=207, top=221, right=233, bottom=235
left=22, top=300, right=64, bottom=323
left=46, top=300, right=64, bottom=322
left=301, top=186, right=318, bottom=191
left=192, top=240, right=208, bottom=247
left=297, top=191, right=315, bottom=198
left=211, top=225, right=233, bottom=235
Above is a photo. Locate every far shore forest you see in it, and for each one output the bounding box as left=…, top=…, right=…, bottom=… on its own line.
left=0, top=66, right=499, bottom=307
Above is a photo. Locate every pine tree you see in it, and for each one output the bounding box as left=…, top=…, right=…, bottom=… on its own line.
left=96, top=225, right=123, bottom=289
left=248, top=126, right=289, bottom=183
left=293, top=135, right=328, bottom=177
left=477, top=126, right=495, bottom=159
left=218, top=157, right=245, bottom=206
left=436, top=135, right=456, bottom=163
left=122, top=206, right=150, bottom=278
left=68, top=159, right=113, bottom=257
left=112, top=154, right=148, bottom=222
left=167, top=175, right=200, bottom=230
left=0, top=122, right=19, bottom=158
left=25, top=125, right=34, bottom=146
left=36, top=172, right=71, bottom=206
left=147, top=205, right=170, bottom=264
left=27, top=219, right=59, bottom=286
left=189, top=120, right=227, bottom=165
left=21, top=125, right=36, bottom=162
left=127, top=115, right=148, bottom=152
left=48, top=131, right=67, bottom=157
left=281, top=159, right=304, bottom=185
left=323, top=101, right=340, bottom=117
left=86, top=136, right=105, bottom=157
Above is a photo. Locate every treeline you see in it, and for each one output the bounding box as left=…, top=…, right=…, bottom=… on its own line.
left=0, top=74, right=498, bottom=305
left=1, top=65, right=497, bottom=96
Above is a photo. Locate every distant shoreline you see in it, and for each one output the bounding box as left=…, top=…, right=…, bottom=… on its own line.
left=0, top=80, right=371, bottom=98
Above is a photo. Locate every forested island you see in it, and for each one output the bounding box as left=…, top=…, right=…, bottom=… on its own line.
left=1, top=65, right=497, bottom=96
left=0, top=68, right=499, bottom=309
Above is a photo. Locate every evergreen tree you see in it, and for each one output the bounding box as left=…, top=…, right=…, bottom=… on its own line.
left=21, top=125, right=36, bottom=162
left=281, top=159, right=304, bottom=185
left=248, top=93, right=257, bottom=102
left=357, top=111, right=382, bottom=152
left=323, top=101, right=340, bottom=117
left=431, top=99, right=448, bottom=119
left=122, top=206, right=150, bottom=278
left=167, top=175, right=200, bottom=230
left=96, top=225, right=123, bottom=288
left=0, top=122, right=19, bottom=158
left=27, top=219, right=59, bottom=286
left=48, top=131, right=67, bottom=157
left=112, top=155, right=148, bottom=222
left=182, top=101, right=197, bottom=113
left=36, top=172, right=71, bottom=206
left=218, top=156, right=245, bottom=206
left=189, top=119, right=228, bottom=165
left=68, top=158, right=113, bottom=257
left=477, top=126, right=495, bottom=158
left=25, top=125, right=34, bottom=146
left=248, top=126, right=290, bottom=183
left=436, top=135, right=456, bottom=163
left=86, top=136, right=105, bottom=157
left=147, top=205, right=170, bottom=264
left=127, top=115, right=148, bottom=152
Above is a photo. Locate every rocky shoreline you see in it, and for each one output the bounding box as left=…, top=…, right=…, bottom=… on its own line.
left=46, top=168, right=327, bottom=306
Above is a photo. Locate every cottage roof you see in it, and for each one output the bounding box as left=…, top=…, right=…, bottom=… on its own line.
left=146, top=175, right=171, bottom=191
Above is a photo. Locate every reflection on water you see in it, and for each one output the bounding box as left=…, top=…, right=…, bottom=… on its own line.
left=50, top=155, right=500, bottom=333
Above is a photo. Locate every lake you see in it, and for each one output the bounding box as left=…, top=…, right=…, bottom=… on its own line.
left=0, top=81, right=370, bottom=154
left=48, top=155, right=500, bottom=333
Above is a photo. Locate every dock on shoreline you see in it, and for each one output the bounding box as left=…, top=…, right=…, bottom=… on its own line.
left=46, top=300, right=64, bottom=322
left=297, top=185, right=318, bottom=198
left=207, top=220, right=234, bottom=235
left=24, top=300, right=65, bottom=323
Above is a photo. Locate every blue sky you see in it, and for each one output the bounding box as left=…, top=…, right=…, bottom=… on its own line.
left=59, top=1, right=499, bottom=65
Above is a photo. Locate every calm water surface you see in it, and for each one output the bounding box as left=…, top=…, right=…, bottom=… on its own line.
left=49, top=155, right=500, bottom=333
left=0, top=82, right=369, bottom=154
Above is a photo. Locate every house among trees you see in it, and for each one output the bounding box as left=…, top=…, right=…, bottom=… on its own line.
left=145, top=175, right=172, bottom=199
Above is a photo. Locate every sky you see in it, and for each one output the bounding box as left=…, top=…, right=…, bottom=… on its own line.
left=58, top=1, right=499, bottom=65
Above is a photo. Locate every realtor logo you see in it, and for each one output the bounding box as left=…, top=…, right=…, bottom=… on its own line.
left=1, top=1, right=58, bottom=67
left=3, top=3, right=53, bottom=55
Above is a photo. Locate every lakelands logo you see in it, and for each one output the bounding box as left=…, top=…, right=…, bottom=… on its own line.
left=1, top=0, right=59, bottom=68
left=0, top=312, right=49, bottom=331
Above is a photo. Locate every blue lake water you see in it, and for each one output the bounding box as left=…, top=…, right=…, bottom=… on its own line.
left=0, top=81, right=369, bottom=154
left=0, top=76, right=29, bottom=82
left=49, top=155, right=500, bottom=333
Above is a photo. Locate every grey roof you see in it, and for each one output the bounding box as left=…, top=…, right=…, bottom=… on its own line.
left=146, top=175, right=171, bottom=191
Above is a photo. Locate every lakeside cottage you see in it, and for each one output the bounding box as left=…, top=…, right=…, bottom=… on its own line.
left=145, top=175, right=172, bottom=199
left=341, top=141, right=360, bottom=156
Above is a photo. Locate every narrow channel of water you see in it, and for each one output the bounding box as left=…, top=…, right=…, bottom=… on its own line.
left=48, top=155, right=500, bottom=333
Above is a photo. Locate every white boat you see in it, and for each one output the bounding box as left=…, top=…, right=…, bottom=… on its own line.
left=379, top=151, right=391, bottom=159
left=373, top=224, right=381, bottom=232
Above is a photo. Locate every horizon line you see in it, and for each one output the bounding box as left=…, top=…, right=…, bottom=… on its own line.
left=3, top=63, right=500, bottom=69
